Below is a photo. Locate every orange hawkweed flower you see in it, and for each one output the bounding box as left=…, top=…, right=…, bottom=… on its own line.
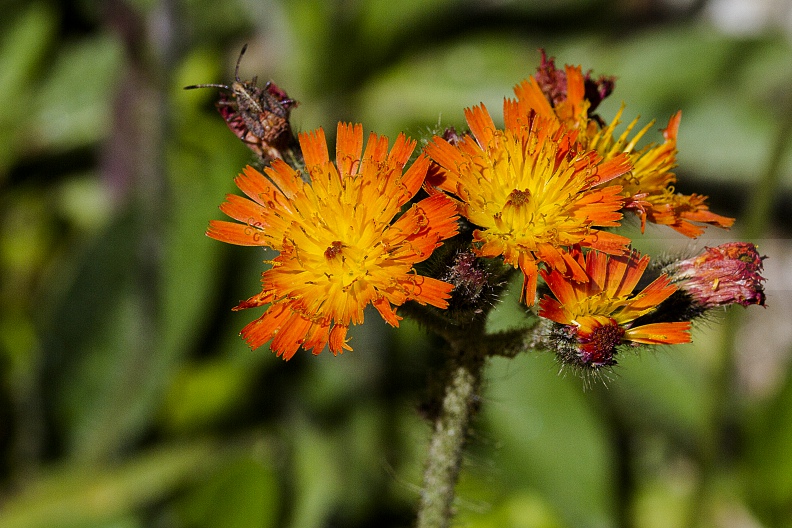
left=207, top=123, right=459, bottom=360
left=539, top=248, right=691, bottom=368
left=514, top=58, right=734, bottom=237
left=424, top=103, right=633, bottom=305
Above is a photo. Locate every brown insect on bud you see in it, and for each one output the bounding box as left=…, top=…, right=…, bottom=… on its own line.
left=185, top=44, right=299, bottom=164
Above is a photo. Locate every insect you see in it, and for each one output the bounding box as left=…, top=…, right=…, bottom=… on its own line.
left=185, top=44, right=299, bottom=164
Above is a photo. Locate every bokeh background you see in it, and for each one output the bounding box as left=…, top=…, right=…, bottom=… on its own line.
left=1, top=0, right=792, bottom=527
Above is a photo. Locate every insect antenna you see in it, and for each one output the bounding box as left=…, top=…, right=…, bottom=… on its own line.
left=234, top=43, right=248, bottom=82
left=183, top=83, right=231, bottom=91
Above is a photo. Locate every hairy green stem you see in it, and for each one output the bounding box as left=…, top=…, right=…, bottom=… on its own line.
left=416, top=350, right=484, bottom=528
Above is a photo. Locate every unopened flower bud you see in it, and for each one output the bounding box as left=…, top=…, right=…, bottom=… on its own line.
left=441, top=250, right=489, bottom=312
left=667, top=242, right=766, bottom=308
left=441, top=126, right=462, bottom=146
left=534, top=49, right=615, bottom=114
left=185, top=45, right=300, bottom=165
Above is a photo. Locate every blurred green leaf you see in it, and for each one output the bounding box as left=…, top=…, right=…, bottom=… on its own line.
left=746, top=352, right=792, bottom=517
left=482, top=354, right=616, bottom=528
left=289, top=417, right=343, bottom=528
left=609, top=335, right=718, bottom=440
left=45, top=211, right=148, bottom=460
left=0, top=3, right=56, bottom=95
left=176, top=454, right=279, bottom=528
left=0, top=440, right=217, bottom=528
left=456, top=489, right=566, bottom=528
left=359, top=35, right=535, bottom=138
left=29, top=34, right=123, bottom=154
left=162, top=359, right=257, bottom=433
left=0, top=2, right=57, bottom=176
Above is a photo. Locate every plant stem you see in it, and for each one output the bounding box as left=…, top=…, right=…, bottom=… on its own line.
left=416, top=347, right=484, bottom=528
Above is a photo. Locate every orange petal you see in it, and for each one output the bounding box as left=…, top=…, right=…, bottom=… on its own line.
left=584, top=230, right=630, bottom=255
left=299, top=127, right=329, bottom=168
left=464, top=104, right=497, bottom=150
left=513, top=77, right=555, bottom=119
left=403, top=275, right=454, bottom=309
left=400, top=154, right=430, bottom=205
left=303, top=322, right=331, bottom=355
left=363, top=131, right=390, bottom=166
left=234, top=289, right=275, bottom=310
left=625, top=274, right=677, bottom=313
left=328, top=324, right=352, bottom=355
left=518, top=254, right=539, bottom=305
left=538, top=295, right=571, bottom=324
left=626, top=322, right=691, bottom=345
left=263, top=159, right=304, bottom=200
left=235, top=165, right=282, bottom=206
left=336, top=122, right=364, bottom=177
left=663, top=111, right=682, bottom=142
left=388, top=132, right=417, bottom=167
left=590, top=154, right=632, bottom=186
left=373, top=296, right=401, bottom=326
left=541, top=268, right=577, bottom=308
left=270, top=314, right=314, bottom=359
left=219, top=193, right=266, bottom=225
left=206, top=220, right=266, bottom=246
left=423, top=137, right=467, bottom=191
left=613, top=251, right=649, bottom=298
left=584, top=250, right=608, bottom=293
left=564, top=65, right=586, bottom=109
left=239, top=303, right=290, bottom=354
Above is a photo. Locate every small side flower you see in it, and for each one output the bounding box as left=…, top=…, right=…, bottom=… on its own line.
left=666, top=242, right=767, bottom=309
left=207, top=123, right=459, bottom=359
left=538, top=248, right=691, bottom=369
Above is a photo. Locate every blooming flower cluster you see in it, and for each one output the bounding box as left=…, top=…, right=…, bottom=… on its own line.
left=198, top=49, right=765, bottom=367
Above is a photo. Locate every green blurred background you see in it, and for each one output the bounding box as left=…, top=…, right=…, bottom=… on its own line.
left=1, top=0, right=791, bottom=527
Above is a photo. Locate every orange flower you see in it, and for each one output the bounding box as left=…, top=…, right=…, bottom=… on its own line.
left=424, top=103, right=632, bottom=305
left=207, top=123, right=459, bottom=360
left=539, top=248, right=691, bottom=368
left=591, top=110, right=734, bottom=237
left=514, top=58, right=734, bottom=237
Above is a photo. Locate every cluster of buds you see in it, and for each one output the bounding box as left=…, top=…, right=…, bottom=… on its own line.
left=194, top=46, right=767, bottom=371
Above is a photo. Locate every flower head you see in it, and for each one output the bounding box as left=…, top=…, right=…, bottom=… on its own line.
left=539, top=248, right=691, bottom=368
left=667, top=242, right=766, bottom=308
left=513, top=56, right=734, bottom=238
left=425, top=103, right=633, bottom=305
left=208, top=123, right=459, bottom=359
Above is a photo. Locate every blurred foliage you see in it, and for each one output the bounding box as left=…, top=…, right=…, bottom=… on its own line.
left=1, top=0, right=791, bottom=527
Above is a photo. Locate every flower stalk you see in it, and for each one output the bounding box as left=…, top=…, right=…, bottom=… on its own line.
left=416, top=346, right=484, bottom=528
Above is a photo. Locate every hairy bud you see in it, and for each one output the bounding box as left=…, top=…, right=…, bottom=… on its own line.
left=667, top=242, right=766, bottom=309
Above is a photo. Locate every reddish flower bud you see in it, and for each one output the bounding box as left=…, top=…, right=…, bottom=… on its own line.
left=441, top=126, right=462, bottom=146
left=185, top=45, right=299, bottom=164
left=441, top=250, right=489, bottom=311
left=534, top=49, right=616, bottom=114
left=534, top=50, right=568, bottom=107
left=668, top=242, right=766, bottom=308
